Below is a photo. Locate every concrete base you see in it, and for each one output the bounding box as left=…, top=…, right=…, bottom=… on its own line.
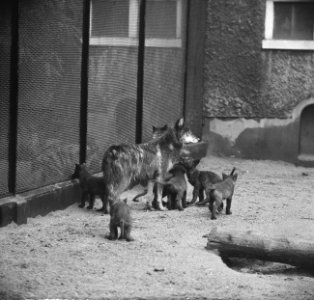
left=0, top=180, right=81, bottom=227
left=296, top=154, right=314, bottom=168
left=202, top=117, right=301, bottom=165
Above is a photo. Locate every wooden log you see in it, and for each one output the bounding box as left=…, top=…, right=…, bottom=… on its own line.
left=205, top=227, right=314, bottom=270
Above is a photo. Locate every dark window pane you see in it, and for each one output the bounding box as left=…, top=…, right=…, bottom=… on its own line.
left=274, top=2, right=314, bottom=40
left=274, top=3, right=292, bottom=39
left=293, top=3, right=314, bottom=40
left=91, top=0, right=129, bottom=37
left=146, top=0, right=177, bottom=38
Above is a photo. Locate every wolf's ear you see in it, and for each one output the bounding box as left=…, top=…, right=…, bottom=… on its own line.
left=230, top=167, right=236, bottom=175
left=222, top=173, right=228, bottom=180
left=162, top=124, right=168, bottom=130
left=152, top=126, right=156, bottom=131
left=175, top=117, right=184, bottom=129
left=193, top=159, right=200, bottom=167
left=232, top=173, right=238, bottom=182
left=111, top=149, right=117, bottom=158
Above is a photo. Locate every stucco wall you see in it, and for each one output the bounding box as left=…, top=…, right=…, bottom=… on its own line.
left=204, top=0, right=314, bottom=118
left=203, top=0, right=314, bottom=164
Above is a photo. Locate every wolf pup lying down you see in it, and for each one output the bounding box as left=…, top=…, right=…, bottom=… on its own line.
left=207, top=167, right=238, bottom=220
left=102, top=118, right=196, bottom=211
left=72, top=163, right=109, bottom=213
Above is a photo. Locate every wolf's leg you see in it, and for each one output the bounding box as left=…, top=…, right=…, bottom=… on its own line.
left=108, top=221, right=118, bottom=240
left=189, top=185, right=200, bottom=204
left=98, top=194, right=110, bottom=214
left=79, top=191, right=88, bottom=208
left=226, top=197, right=232, bottom=215
left=87, top=194, right=95, bottom=209
left=175, top=193, right=184, bottom=211
left=146, top=181, right=156, bottom=210
left=125, top=225, right=134, bottom=242
left=197, top=192, right=210, bottom=206
left=182, top=191, right=188, bottom=208
left=154, top=182, right=166, bottom=211
left=167, top=194, right=172, bottom=210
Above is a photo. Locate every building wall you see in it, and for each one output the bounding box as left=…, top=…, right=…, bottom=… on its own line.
left=202, top=0, right=314, bottom=163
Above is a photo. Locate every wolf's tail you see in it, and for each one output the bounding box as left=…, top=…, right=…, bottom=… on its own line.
left=132, top=190, right=148, bottom=202
left=102, top=146, right=125, bottom=188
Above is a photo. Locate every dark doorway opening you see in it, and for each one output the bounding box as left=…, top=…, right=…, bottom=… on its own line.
left=299, top=104, right=314, bottom=158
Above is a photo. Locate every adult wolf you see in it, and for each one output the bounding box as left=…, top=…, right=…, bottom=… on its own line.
left=102, top=118, right=194, bottom=211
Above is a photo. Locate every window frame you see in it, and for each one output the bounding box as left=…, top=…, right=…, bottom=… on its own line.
left=263, top=0, right=314, bottom=50
left=89, top=0, right=183, bottom=48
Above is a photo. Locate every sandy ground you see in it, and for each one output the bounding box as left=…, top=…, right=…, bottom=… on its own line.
left=1, top=156, right=314, bottom=300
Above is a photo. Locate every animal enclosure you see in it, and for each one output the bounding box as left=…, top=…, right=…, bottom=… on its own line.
left=0, top=0, right=203, bottom=201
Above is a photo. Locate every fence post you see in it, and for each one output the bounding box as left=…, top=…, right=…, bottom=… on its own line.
left=183, top=0, right=207, bottom=138
left=79, top=0, right=90, bottom=164
left=135, top=0, right=146, bottom=144
left=8, top=0, right=19, bottom=194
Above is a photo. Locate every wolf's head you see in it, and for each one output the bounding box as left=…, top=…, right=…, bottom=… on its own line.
left=174, top=118, right=200, bottom=144
left=71, top=163, right=88, bottom=180
left=152, top=124, right=168, bottom=139
left=222, top=167, right=238, bottom=182
left=177, top=158, right=200, bottom=174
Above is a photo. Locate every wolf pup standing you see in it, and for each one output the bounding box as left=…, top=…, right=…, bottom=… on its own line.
left=102, top=118, right=196, bottom=211
left=133, top=163, right=188, bottom=210
left=206, top=167, right=238, bottom=220
left=180, top=159, right=223, bottom=206
left=72, top=163, right=109, bottom=213
left=107, top=199, right=134, bottom=242
left=155, top=163, right=188, bottom=211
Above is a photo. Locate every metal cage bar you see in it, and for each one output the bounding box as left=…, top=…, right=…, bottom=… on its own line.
left=135, top=0, right=146, bottom=144
left=8, top=0, right=19, bottom=194
left=80, top=0, right=91, bottom=164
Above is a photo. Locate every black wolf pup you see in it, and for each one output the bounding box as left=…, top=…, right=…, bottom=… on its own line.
left=102, top=118, right=193, bottom=211
left=107, top=199, right=134, bottom=242
left=72, top=163, right=109, bottom=213
left=155, top=164, right=188, bottom=211
left=207, top=167, right=238, bottom=220
left=180, top=159, right=223, bottom=206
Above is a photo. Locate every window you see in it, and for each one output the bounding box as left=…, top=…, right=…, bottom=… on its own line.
left=90, top=0, right=183, bottom=47
left=263, top=0, right=314, bottom=50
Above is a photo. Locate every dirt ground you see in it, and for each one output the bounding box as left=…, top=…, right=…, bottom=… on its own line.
left=1, top=156, right=314, bottom=300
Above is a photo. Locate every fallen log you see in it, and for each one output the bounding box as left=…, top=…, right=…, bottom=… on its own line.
left=205, top=227, right=314, bottom=270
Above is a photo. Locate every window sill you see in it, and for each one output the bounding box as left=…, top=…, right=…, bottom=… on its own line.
left=90, top=37, right=182, bottom=48
left=262, top=39, right=314, bottom=50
